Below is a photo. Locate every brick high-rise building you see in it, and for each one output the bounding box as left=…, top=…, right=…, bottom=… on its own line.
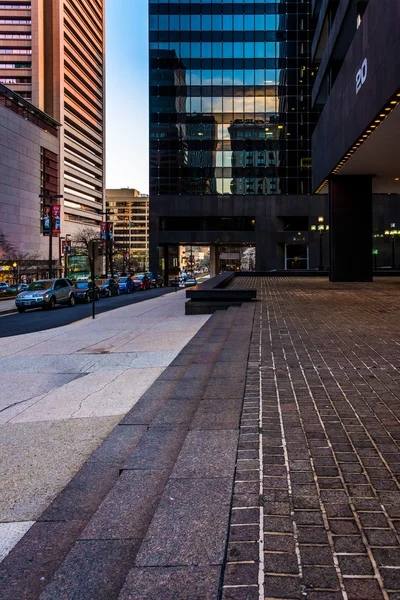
left=0, top=0, right=105, bottom=238
left=106, top=189, right=150, bottom=273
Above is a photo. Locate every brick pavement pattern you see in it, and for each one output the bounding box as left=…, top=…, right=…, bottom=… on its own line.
left=222, top=277, right=400, bottom=600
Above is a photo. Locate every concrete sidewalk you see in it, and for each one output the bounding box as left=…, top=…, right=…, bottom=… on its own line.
left=0, top=290, right=209, bottom=563
left=0, top=298, right=16, bottom=315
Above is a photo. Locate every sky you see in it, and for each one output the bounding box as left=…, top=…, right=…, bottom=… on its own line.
left=106, top=0, right=149, bottom=194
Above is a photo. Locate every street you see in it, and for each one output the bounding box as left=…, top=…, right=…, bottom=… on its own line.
left=0, top=287, right=176, bottom=338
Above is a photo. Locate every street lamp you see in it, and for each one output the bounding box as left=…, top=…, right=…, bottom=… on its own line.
left=384, top=224, right=400, bottom=269
left=61, top=234, right=72, bottom=277
left=100, top=209, right=115, bottom=277
left=39, top=193, right=63, bottom=278
left=311, top=216, right=329, bottom=271
left=12, top=261, right=18, bottom=286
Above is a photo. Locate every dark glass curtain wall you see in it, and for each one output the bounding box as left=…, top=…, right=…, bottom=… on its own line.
left=149, top=0, right=316, bottom=196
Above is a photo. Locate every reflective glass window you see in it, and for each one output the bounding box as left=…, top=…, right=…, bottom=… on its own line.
left=149, top=0, right=316, bottom=196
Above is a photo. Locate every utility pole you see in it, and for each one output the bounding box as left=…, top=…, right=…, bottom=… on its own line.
left=88, top=240, right=98, bottom=319
left=39, top=194, right=63, bottom=278
left=105, top=210, right=109, bottom=276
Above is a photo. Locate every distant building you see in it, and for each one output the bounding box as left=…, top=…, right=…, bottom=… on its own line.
left=106, top=189, right=149, bottom=272
left=0, top=0, right=106, bottom=238
left=0, top=83, right=60, bottom=275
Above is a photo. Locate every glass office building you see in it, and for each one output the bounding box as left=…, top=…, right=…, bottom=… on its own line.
left=149, top=0, right=316, bottom=197
left=149, top=0, right=326, bottom=277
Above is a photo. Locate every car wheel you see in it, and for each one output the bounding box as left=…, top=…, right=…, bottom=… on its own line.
left=17, top=307, right=25, bottom=313
left=68, top=294, right=76, bottom=307
left=48, top=297, right=56, bottom=310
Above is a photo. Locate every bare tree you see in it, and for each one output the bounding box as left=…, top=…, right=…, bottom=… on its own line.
left=0, top=229, right=15, bottom=258
left=241, top=247, right=256, bottom=271
left=0, top=228, right=42, bottom=283
left=71, top=226, right=98, bottom=275
left=71, top=226, right=114, bottom=278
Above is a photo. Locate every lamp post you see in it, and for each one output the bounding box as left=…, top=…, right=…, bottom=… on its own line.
left=39, top=193, right=63, bottom=278
left=100, top=209, right=114, bottom=277
left=384, top=224, right=399, bottom=269
left=12, top=261, right=18, bottom=287
left=311, top=216, right=329, bottom=271
left=61, top=234, right=72, bottom=277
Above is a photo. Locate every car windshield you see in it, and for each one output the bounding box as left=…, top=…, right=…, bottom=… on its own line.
left=75, top=282, right=89, bottom=289
left=137, top=275, right=144, bottom=280
left=120, top=277, right=129, bottom=283
left=27, top=281, right=52, bottom=291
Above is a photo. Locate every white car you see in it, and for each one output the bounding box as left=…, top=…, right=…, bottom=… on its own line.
left=15, top=278, right=76, bottom=313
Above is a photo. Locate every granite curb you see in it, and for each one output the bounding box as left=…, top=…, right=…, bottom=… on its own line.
left=0, top=302, right=256, bottom=600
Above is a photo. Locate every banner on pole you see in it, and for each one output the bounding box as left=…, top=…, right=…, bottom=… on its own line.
left=42, top=206, right=51, bottom=236
left=100, top=222, right=107, bottom=241
left=62, top=241, right=72, bottom=254
left=52, top=205, right=61, bottom=236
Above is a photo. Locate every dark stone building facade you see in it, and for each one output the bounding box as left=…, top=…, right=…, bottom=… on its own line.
left=312, top=0, right=400, bottom=280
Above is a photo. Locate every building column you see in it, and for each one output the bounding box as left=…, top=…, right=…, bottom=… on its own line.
left=210, top=245, right=218, bottom=277
left=164, top=244, right=179, bottom=285
left=149, top=219, right=159, bottom=275
left=329, top=175, right=373, bottom=282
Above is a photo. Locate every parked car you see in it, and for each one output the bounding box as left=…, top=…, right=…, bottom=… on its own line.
left=118, top=276, right=135, bottom=294
left=146, top=272, right=164, bottom=288
left=15, top=278, right=76, bottom=312
left=74, top=281, right=100, bottom=303
left=184, top=277, right=197, bottom=287
left=7, top=283, right=28, bottom=293
left=98, top=278, right=120, bottom=297
left=0, top=282, right=9, bottom=291
left=132, top=274, right=151, bottom=291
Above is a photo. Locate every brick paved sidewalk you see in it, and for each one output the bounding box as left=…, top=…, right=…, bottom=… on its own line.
left=2, top=276, right=400, bottom=600
left=222, top=277, right=400, bottom=600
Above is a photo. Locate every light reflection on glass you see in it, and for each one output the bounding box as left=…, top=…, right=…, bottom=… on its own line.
left=149, top=1, right=316, bottom=196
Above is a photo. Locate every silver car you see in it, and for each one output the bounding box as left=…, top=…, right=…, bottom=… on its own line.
left=15, top=278, right=76, bottom=313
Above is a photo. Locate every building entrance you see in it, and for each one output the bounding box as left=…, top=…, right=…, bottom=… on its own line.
left=285, top=244, right=309, bottom=270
